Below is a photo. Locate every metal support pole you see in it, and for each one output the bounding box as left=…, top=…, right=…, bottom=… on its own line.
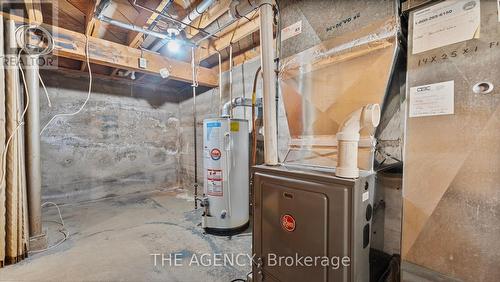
left=259, top=2, right=278, bottom=165
left=191, top=47, right=199, bottom=209
left=24, top=55, right=44, bottom=240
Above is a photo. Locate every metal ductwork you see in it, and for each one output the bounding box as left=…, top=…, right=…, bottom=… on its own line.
left=98, top=15, right=172, bottom=41
left=95, top=0, right=201, bottom=50
left=229, top=0, right=259, bottom=19
left=279, top=9, right=400, bottom=170
left=94, top=0, right=112, bottom=19
left=150, top=0, right=215, bottom=52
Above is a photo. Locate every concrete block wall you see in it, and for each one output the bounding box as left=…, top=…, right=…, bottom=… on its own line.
left=39, top=71, right=181, bottom=204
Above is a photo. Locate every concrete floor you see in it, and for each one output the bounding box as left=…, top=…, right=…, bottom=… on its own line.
left=0, top=189, right=251, bottom=282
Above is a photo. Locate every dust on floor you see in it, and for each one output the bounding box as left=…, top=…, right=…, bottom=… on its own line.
left=0, top=189, right=252, bottom=282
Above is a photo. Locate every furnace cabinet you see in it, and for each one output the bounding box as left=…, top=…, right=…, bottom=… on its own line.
left=252, top=165, right=375, bottom=282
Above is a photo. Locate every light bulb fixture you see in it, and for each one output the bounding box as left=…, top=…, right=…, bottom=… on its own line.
left=166, top=28, right=182, bottom=54
left=167, top=39, right=181, bottom=53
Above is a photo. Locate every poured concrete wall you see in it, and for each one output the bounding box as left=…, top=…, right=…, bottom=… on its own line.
left=39, top=71, right=181, bottom=204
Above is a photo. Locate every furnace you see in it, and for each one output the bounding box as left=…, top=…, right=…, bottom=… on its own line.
left=252, top=165, right=375, bottom=282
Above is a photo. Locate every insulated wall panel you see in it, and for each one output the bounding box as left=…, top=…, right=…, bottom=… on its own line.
left=403, top=1, right=500, bottom=281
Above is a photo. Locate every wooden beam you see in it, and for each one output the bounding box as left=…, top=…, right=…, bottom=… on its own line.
left=2, top=12, right=218, bottom=87
left=24, top=0, right=43, bottom=25
left=199, top=12, right=260, bottom=61
left=84, top=0, right=100, bottom=37
left=81, top=0, right=100, bottom=71
left=185, top=0, right=231, bottom=39
left=53, top=28, right=218, bottom=86
left=53, top=67, right=161, bottom=90
left=173, top=0, right=191, bottom=9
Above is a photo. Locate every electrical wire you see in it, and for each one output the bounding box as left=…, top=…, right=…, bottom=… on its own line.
left=1, top=23, right=57, bottom=191
left=0, top=24, right=75, bottom=251
left=38, top=71, right=52, bottom=107
left=29, top=201, right=69, bottom=254
left=0, top=50, right=31, bottom=192
left=15, top=24, right=55, bottom=107
left=251, top=67, right=262, bottom=166
left=40, top=34, right=93, bottom=136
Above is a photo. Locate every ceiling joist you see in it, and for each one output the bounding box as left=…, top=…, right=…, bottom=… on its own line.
left=24, top=0, right=43, bottom=24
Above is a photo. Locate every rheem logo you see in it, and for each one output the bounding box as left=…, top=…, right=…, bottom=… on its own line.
left=281, top=214, right=296, bottom=232
left=210, top=148, right=221, bottom=160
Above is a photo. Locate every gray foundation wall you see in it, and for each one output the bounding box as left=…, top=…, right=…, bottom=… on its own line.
left=39, top=71, right=181, bottom=204
left=37, top=58, right=290, bottom=203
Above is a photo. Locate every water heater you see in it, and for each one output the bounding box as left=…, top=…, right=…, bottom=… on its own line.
left=202, top=118, right=249, bottom=235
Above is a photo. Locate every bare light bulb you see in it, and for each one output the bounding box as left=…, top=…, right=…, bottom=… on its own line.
left=167, top=40, right=181, bottom=53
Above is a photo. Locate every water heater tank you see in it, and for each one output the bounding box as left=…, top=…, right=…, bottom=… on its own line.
left=202, top=118, right=249, bottom=235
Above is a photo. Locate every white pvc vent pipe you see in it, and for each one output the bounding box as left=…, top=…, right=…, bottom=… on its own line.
left=336, top=104, right=380, bottom=178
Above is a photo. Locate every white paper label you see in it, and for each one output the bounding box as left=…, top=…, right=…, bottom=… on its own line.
left=412, top=0, right=480, bottom=54
left=281, top=21, right=302, bottom=42
left=207, top=169, right=223, bottom=196
left=409, top=81, right=454, bottom=118
left=362, top=191, right=369, bottom=202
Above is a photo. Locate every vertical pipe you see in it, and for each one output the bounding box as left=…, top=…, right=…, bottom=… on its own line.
left=259, top=2, right=278, bottom=165
left=5, top=19, right=20, bottom=260
left=216, top=51, right=222, bottom=116
left=191, top=47, right=199, bottom=209
left=24, top=55, right=42, bottom=237
left=229, top=44, right=233, bottom=118
left=0, top=14, right=6, bottom=266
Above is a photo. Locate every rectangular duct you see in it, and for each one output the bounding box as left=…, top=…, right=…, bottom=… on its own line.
left=278, top=11, right=401, bottom=170
left=402, top=1, right=500, bottom=280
